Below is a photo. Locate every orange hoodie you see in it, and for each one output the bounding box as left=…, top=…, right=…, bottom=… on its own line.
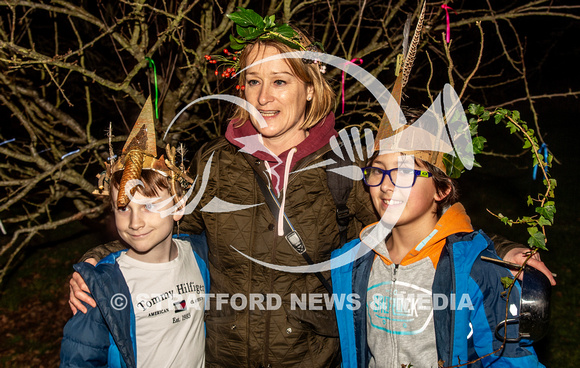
left=369, top=202, right=473, bottom=268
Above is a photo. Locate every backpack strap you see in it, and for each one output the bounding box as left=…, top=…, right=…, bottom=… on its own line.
left=325, top=149, right=354, bottom=247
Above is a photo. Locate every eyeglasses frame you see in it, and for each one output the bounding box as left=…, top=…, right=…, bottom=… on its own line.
left=361, top=166, right=433, bottom=188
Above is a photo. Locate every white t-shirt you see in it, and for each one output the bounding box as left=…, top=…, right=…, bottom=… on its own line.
left=117, top=238, right=206, bottom=368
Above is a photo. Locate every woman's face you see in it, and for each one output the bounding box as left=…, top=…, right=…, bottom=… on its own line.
left=244, top=45, right=314, bottom=150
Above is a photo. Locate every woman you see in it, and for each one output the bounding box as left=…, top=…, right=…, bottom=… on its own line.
left=70, top=8, right=554, bottom=368
left=177, top=25, right=377, bottom=368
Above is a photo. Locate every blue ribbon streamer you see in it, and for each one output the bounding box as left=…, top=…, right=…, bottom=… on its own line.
left=532, top=143, right=548, bottom=180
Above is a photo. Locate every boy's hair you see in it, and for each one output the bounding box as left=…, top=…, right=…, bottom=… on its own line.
left=417, top=158, right=458, bottom=217
left=110, top=170, right=183, bottom=208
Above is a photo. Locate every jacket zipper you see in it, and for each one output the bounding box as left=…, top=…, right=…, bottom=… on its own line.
left=391, top=264, right=399, bottom=364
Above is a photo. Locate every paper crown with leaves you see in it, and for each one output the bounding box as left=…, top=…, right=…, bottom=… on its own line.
left=374, top=2, right=450, bottom=174
left=93, top=96, right=193, bottom=208
left=206, top=7, right=325, bottom=75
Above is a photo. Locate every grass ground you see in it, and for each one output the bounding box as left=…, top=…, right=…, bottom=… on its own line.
left=0, top=219, right=112, bottom=367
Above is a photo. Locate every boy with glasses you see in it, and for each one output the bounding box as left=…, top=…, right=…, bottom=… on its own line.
left=330, top=136, right=545, bottom=367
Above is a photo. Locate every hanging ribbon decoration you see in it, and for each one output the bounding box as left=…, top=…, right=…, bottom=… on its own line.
left=533, top=143, right=549, bottom=180
left=341, top=58, right=364, bottom=114
left=441, top=4, right=455, bottom=44
left=145, top=57, right=159, bottom=119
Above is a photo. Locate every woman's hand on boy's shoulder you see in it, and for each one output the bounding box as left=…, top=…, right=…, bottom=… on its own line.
left=68, top=258, right=97, bottom=315
left=504, top=248, right=556, bottom=286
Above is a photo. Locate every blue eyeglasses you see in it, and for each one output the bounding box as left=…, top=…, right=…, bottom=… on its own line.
left=361, top=167, right=432, bottom=188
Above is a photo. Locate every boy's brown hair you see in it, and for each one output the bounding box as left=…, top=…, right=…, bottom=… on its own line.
left=110, top=170, right=183, bottom=208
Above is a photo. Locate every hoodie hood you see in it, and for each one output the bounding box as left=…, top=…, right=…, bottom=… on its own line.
left=225, top=113, right=338, bottom=194
left=363, top=202, right=473, bottom=268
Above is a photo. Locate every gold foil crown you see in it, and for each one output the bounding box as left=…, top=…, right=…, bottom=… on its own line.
left=93, top=96, right=193, bottom=207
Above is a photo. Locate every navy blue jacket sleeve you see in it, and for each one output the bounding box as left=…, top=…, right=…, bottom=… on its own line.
left=60, top=299, right=110, bottom=367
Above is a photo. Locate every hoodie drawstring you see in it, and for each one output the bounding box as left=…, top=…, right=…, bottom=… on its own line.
left=278, top=147, right=297, bottom=236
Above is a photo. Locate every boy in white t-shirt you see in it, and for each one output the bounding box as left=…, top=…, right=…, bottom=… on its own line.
left=60, top=97, right=209, bottom=368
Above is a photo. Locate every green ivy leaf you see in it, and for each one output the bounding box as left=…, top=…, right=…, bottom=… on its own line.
left=527, top=128, right=534, bottom=136
left=468, top=104, right=481, bottom=115
left=520, top=216, right=533, bottom=223
left=497, top=213, right=511, bottom=226
left=511, top=110, right=521, bottom=120
left=443, top=153, right=465, bottom=179
left=506, top=121, right=517, bottom=134
left=501, top=276, right=515, bottom=289
left=535, top=202, right=556, bottom=222
left=527, top=195, right=533, bottom=206
left=528, top=230, right=547, bottom=250
left=546, top=179, right=557, bottom=198
left=481, top=110, right=491, bottom=121
left=469, top=119, right=479, bottom=135
left=244, top=27, right=267, bottom=39
left=472, top=136, right=487, bottom=153
left=538, top=216, right=552, bottom=226
left=522, top=140, right=532, bottom=149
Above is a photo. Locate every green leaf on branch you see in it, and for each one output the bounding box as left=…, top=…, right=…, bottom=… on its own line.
left=535, top=202, right=556, bottom=222
left=472, top=136, right=487, bottom=154
left=275, top=24, right=295, bottom=36
left=519, top=216, right=533, bottom=223
left=228, top=8, right=264, bottom=27
left=481, top=110, right=490, bottom=121
left=468, top=104, right=484, bottom=116
left=527, top=196, right=533, bottom=206
left=497, top=213, right=511, bottom=226
left=506, top=121, right=517, bottom=134
left=229, top=35, right=245, bottom=50
left=265, top=14, right=275, bottom=28
left=501, top=276, right=515, bottom=289
left=527, top=228, right=547, bottom=250
left=538, top=216, right=552, bottom=226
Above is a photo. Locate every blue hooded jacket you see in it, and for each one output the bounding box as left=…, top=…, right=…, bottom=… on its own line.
left=331, top=230, right=544, bottom=368
left=60, top=233, right=210, bottom=368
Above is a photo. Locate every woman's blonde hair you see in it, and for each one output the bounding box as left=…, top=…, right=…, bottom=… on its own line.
left=230, top=28, right=335, bottom=130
